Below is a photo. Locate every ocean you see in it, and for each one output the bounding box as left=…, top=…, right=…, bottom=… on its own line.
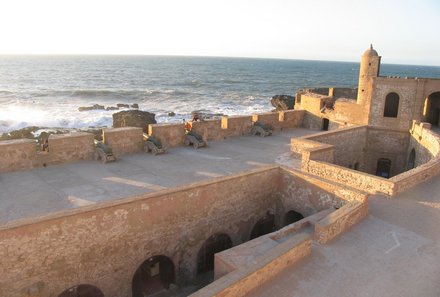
left=1, top=55, right=440, bottom=134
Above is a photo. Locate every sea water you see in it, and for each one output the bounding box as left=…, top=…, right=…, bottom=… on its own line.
left=1, top=55, right=439, bottom=133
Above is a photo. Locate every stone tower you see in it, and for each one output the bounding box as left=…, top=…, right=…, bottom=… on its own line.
left=357, top=44, right=381, bottom=106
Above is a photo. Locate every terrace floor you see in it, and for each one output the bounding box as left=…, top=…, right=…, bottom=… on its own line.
left=0, top=128, right=311, bottom=225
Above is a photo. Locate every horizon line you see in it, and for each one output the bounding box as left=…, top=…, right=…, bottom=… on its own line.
left=0, top=53, right=439, bottom=68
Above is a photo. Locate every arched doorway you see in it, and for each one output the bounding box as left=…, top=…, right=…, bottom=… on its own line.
left=407, top=149, right=416, bottom=170
left=376, top=158, right=392, bottom=178
left=132, top=255, right=175, bottom=297
left=250, top=213, right=275, bottom=240
left=197, top=233, right=233, bottom=275
left=322, top=118, right=329, bottom=131
left=283, top=210, right=304, bottom=227
left=425, top=92, right=440, bottom=126
left=58, top=284, right=104, bottom=297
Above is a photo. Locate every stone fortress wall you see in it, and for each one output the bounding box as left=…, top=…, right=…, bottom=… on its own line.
left=2, top=45, right=440, bottom=297
left=0, top=110, right=305, bottom=173
left=0, top=166, right=367, bottom=297
left=292, top=121, right=440, bottom=196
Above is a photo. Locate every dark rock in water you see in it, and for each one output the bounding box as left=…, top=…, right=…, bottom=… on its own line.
left=106, top=106, right=119, bottom=111
left=112, top=110, right=156, bottom=132
left=270, top=95, right=295, bottom=111
left=191, top=110, right=224, bottom=120
left=78, top=104, right=105, bottom=111
left=0, top=126, right=40, bottom=141
left=168, top=111, right=176, bottom=116
left=131, top=103, right=139, bottom=109
left=117, top=103, right=130, bottom=108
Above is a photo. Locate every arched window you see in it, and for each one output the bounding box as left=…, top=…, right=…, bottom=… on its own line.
left=58, top=284, right=104, bottom=297
left=383, top=92, right=399, bottom=117
left=197, top=233, right=233, bottom=274
left=250, top=213, right=275, bottom=239
left=132, top=255, right=175, bottom=297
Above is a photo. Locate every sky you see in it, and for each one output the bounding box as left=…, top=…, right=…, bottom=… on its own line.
left=0, top=0, right=439, bottom=65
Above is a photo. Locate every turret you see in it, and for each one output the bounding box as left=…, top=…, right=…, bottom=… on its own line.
left=357, top=44, right=381, bottom=106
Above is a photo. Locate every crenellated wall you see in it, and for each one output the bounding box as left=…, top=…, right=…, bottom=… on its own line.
left=0, top=110, right=305, bottom=173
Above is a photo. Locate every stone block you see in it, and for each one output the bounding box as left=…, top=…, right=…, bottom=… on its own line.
left=48, top=132, right=95, bottom=164
left=221, top=115, right=253, bottom=138
left=148, top=123, right=186, bottom=148
left=191, top=119, right=224, bottom=141
left=103, top=127, right=143, bottom=156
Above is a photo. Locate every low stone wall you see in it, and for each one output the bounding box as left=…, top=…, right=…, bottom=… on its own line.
left=191, top=119, right=224, bottom=141
left=47, top=132, right=95, bottom=164
left=314, top=200, right=368, bottom=244
left=103, top=127, right=143, bottom=156
left=391, top=121, right=440, bottom=194
left=0, top=139, right=38, bottom=173
left=303, top=160, right=396, bottom=195
left=221, top=115, right=253, bottom=137
left=148, top=122, right=186, bottom=148
left=279, top=110, right=306, bottom=129
left=190, top=233, right=312, bottom=297
left=292, top=125, right=367, bottom=168
left=253, top=112, right=281, bottom=130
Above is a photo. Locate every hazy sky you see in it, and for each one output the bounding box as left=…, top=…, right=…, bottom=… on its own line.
left=1, top=0, right=439, bottom=65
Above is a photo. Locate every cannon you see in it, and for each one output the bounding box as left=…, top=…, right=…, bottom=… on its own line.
left=184, top=131, right=207, bottom=149
left=143, top=134, right=166, bottom=155
left=94, top=140, right=117, bottom=164
left=251, top=121, right=273, bottom=137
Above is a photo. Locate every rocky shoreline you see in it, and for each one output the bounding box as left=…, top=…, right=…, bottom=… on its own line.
left=1, top=95, right=294, bottom=142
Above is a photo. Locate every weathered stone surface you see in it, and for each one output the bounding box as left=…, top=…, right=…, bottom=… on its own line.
left=131, top=103, right=139, bottom=109
left=271, top=95, right=295, bottom=111
left=112, top=110, right=156, bottom=132
left=117, top=103, right=130, bottom=108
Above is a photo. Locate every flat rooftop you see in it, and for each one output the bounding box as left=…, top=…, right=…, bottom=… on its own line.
left=249, top=175, right=440, bottom=297
left=0, top=128, right=311, bottom=225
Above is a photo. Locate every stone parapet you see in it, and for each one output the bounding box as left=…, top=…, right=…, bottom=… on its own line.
left=0, top=139, right=38, bottom=173
left=103, top=127, right=143, bottom=156
left=191, top=119, right=224, bottom=141
left=148, top=123, right=186, bottom=148
left=48, top=132, right=95, bottom=164
left=221, top=115, right=253, bottom=137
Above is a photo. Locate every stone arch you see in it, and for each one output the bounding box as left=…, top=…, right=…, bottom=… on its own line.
left=197, top=233, right=233, bottom=275
left=58, top=284, right=104, bottom=297
left=424, top=92, right=440, bottom=126
left=283, top=210, right=304, bottom=227
left=407, top=148, right=416, bottom=170
left=383, top=92, right=400, bottom=117
left=132, top=255, right=175, bottom=297
left=250, top=212, right=275, bottom=240
left=376, top=158, right=392, bottom=178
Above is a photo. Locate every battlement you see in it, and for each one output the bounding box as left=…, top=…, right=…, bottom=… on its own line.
left=0, top=110, right=305, bottom=173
